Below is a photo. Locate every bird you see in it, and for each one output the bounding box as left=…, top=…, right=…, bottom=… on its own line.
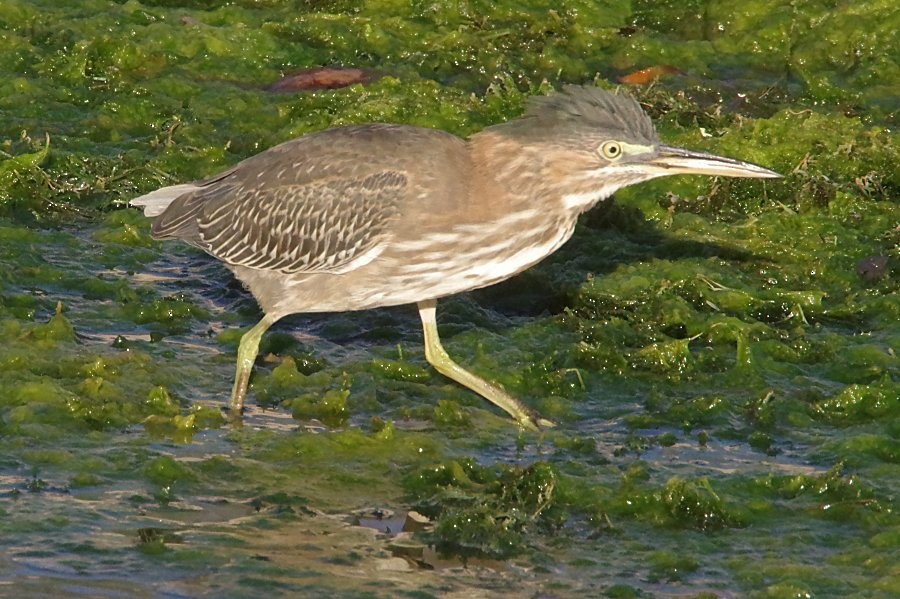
left=131, top=85, right=780, bottom=431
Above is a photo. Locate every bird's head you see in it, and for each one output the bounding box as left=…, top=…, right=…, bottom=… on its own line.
left=480, top=85, right=780, bottom=213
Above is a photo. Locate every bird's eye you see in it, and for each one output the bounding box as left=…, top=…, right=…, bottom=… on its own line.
left=600, top=141, right=622, bottom=160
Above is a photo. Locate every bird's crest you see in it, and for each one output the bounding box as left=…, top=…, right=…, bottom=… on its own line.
left=518, top=85, right=658, bottom=144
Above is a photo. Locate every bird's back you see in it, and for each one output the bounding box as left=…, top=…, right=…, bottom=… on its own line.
left=146, top=124, right=471, bottom=250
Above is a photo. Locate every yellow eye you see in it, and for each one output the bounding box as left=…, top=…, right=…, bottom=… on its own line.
left=600, top=141, right=622, bottom=160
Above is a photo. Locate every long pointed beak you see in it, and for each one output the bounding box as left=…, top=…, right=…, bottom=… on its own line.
left=651, top=144, right=781, bottom=179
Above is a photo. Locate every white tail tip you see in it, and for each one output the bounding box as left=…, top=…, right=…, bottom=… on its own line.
left=130, top=183, right=200, bottom=217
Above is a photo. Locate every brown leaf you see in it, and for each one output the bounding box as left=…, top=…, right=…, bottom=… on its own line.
left=617, top=65, right=683, bottom=85
left=268, top=67, right=377, bottom=93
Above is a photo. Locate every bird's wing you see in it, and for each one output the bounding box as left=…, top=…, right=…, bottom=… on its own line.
left=186, top=170, right=406, bottom=274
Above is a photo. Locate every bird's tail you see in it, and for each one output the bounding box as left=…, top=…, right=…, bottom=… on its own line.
left=130, top=183, right=201, bottom=217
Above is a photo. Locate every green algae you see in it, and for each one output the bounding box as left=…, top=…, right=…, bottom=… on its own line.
left=0, top=134, right=50, bottom=206
left=0, top=0, right=897, bottom=596
left=406, top=459, right=558, bottom=558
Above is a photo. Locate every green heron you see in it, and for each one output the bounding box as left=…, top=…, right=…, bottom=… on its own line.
left=132, top=85, right=780, bottom=430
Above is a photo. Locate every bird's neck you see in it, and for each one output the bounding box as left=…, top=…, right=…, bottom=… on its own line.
left=468, top=130, right=608, bottom=220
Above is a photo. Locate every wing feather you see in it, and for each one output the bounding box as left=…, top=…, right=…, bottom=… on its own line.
left=195, top=171, right=406, bottom=274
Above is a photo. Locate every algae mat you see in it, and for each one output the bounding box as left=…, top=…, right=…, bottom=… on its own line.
left=0, top=0, right=897, bottom=597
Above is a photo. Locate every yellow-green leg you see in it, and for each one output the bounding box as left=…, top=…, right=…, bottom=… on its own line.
left=230, top=314, right=278, bottom=416
left=417, top=299, right=553, bottom=431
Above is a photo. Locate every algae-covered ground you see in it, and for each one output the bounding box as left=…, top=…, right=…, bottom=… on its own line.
left=1, top=0, right=897, bottom=596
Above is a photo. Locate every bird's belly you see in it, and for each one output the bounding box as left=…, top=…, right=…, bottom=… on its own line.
left=334, top=215, right=575, bottom=309
left=237, top=214, right=576, bottom=316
